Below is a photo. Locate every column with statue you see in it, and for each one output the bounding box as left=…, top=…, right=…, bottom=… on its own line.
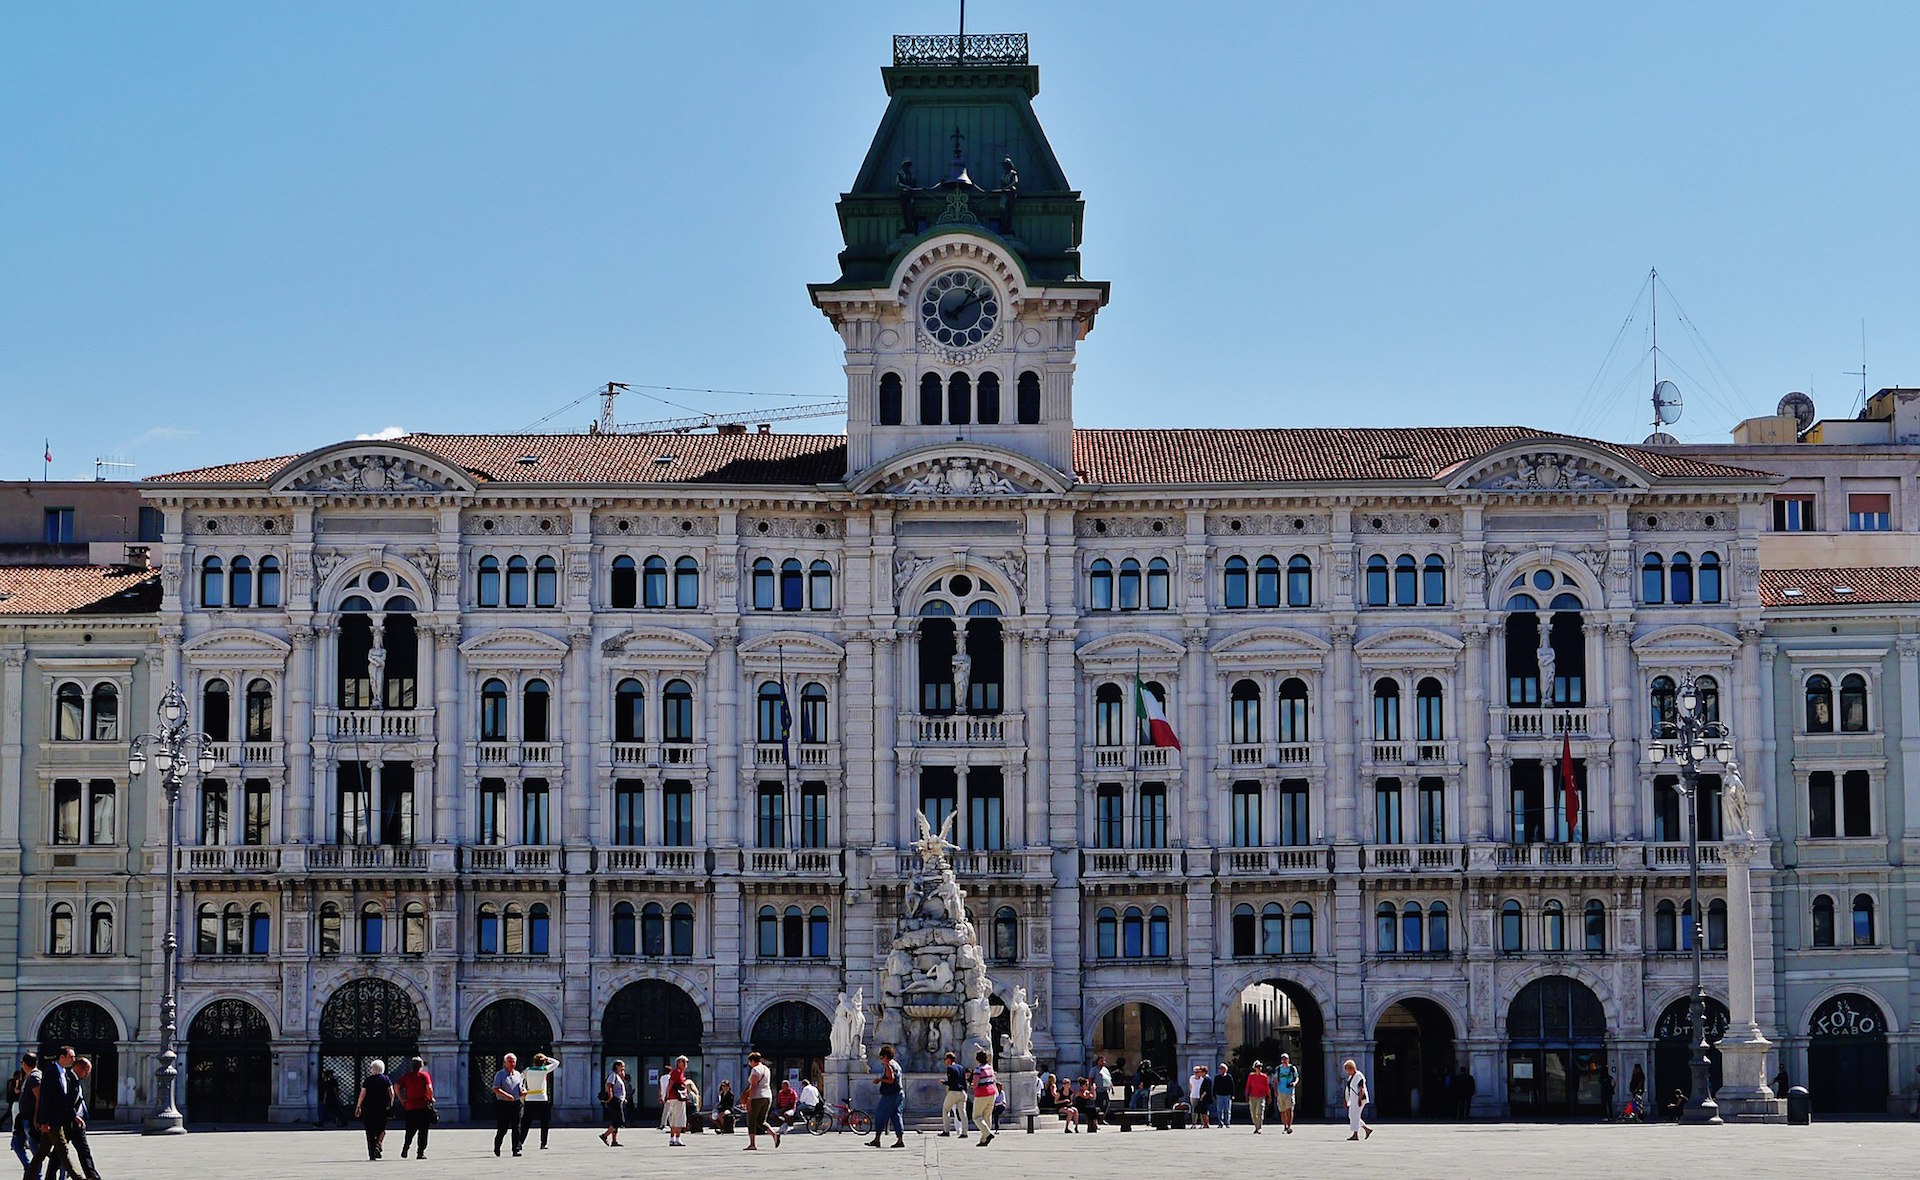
left=1712, top=762, right=1788, bottom=1121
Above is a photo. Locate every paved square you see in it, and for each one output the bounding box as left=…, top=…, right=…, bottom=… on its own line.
left=84, top=1119, right=1920, bottom=1179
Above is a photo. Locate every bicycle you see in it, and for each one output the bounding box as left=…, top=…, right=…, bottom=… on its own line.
left=807, top=1099, right=873, bottom=1135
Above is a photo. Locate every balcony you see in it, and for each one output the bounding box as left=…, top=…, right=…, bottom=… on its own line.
left=903, top=713, right=1025, bottom=748
left=1082, top=849, right=1182, bottom=878
left=597, top=847, right=704, bottom=875
left=1216, top=847, right=1329, bottom=877
left=178, top=846, right=282, bottom=872
left=474, top=742, right=561, bottom=767
left=1491, top=842, right=1616, bottom=869
left=324, top=708, right=435, bottom=741
left=35, top=740, right=129, bottom=769
left=740, top=848, right=842, bottom=878
left=605, top=742, right=705, bottom=769
left=1370, top=742, right=1408, bottom=765
left=462, top=845, right=559, bottom=872
left=1647, top=842, right=1724, bottom=869
left=307, top=845, right=430, bottom=870
left=1502, top=709, right=1600, bottom=739
left=205, top=742, right=281, bottom=767
left=752, top=743, right=841, bottom=771
left=1222, top=743, right=1315, bottom=769
left=1365, top=844, right=1464, bottom=872
left=1085, top=744, right=1182, bottom=773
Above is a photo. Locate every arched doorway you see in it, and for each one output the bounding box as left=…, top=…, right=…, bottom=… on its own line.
left=1807, top=993, right=1888, bottom=1114
left=602, top=980, right=703, bottom=1121
left=187, top=999, right=272, bottom=1124
left=1505, top=976, right=1607, bottom=1116
left=1231, top=981, right=1326, bottom=1118
left=750, top=1002, right=832, bottom=1088
left=319, top=978, right=420, bottom=1121
left=38, top=1001, right=119, bottom=1120
left=1653, top=995, right=1727, bottom=1106
left=469, top=1000, right=554, bottom=1115
left=1092, top=1001, right=1178, bottom=1107
left=1373, top=998, right=1456, bottom=1118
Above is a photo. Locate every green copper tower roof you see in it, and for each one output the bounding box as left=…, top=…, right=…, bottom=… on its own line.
left=817, top=33, right=1093, bottom=289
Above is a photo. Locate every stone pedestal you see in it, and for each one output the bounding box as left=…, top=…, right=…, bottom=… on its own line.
left=1004, top=1053, right=1040, bottom=1129
left=1719, top=839, right=1787, bottom=1122
left=825, top=1056, right=864, bottom=1108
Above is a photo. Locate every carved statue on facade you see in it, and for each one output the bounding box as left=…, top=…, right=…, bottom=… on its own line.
left=1721, top=760, right=1753, bottom=842
left=1007, top=985, right=1034, bottom=1058
left=1534, top=632, right=1556, bottom=706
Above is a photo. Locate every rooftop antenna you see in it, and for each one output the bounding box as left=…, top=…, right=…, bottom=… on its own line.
left=596, top=381, right=631, bottom=434
left=1843, top=321, right=1867, bottom=416
left=94, top=457, right=136, bottom=482
left=1646, top=267, right=1683, bottom=443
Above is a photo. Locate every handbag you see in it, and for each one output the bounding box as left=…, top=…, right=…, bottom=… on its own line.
left=423, top=1101, right=439, bottom=1125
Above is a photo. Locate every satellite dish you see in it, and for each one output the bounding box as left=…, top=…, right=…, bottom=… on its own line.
left=1653, top=380, right=1684, bottom=425
left=1778, top=391, right=1816, bottom=433
left=1643, top=432, right=1679, bottom=446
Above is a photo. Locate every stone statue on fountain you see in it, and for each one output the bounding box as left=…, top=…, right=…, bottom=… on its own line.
left=873, top=809, right=997, bottom=1071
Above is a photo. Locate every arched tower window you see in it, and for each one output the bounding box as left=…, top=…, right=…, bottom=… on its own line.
left=976, top=372, right=1001, bottom=423
left=919, top=373, right=943, bottom=425
left=1016, top=371, right=1041, bottom=424
left=878, top=372, right=903, bottom=425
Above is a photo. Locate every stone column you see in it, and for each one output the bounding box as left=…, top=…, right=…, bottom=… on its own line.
left=1329, top=623, right=1357, bottom=843
left=565, top=627, right=593, bottom=845
left=1714, top=838, right=1787, bottom=1120
left=712, top=628, right=740, bottom=847
left=430, top=622, right=461, bottom=843
left=1605, top=621, right=1636, bottom=842
left=1461, top=624, right=1490, bottom=843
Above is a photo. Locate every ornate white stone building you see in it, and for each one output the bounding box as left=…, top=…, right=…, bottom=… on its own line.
left=3, top=32, right=1916, bottom=1125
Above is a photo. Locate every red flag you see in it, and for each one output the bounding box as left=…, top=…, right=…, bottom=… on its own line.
left=1560, top=733, right=1579, bottom=838
left=43, top=440, right=52, bottom=463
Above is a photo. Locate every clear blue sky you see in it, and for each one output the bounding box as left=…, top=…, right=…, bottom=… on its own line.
left=6, top=2, right=1917, bottom=479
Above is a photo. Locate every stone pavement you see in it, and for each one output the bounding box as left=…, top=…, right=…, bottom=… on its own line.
left=84, top=1118, right=1920, bottom=1179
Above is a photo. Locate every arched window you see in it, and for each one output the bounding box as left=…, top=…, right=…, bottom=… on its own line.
left=1810, top=894, right=1835, bottom=947
left=201, top=678, right=230, bottom=743
left=641, top=902, right=666, bottom=956
left=247, top=903, right=270, bottom=954
left=611, top=901, right=636, bottom=955
left=1278, top=678, right=1310, bottom=743
left=1147, top=905, right=1170, bottom=958
left=1851, top=894, right=1875, bottom=946
left=1286, top=555, right=1312, bottom=607
left=1422, top=555, right=1446, bottom=605
left=220, top=902, right=243, bottom=955
left=1415, top=678, right=1443, bottom=741
left=200, top=556, right=224, bottom=607
left=1094, top=683, right=1126, bottom=746
left=1696, top=674, right=1721, bottom=724
left=359, top=903, right=384, bottom=955
left=1680, top=900, right=1696, bottom=951
left=756, top=682, right=787, bottom=744
left=1376, top=903, right=1398, bottom=953
left=1230, top=680, right=1262, bottom=744
left=878, top=372, right=903, bottom=425
left=643, top=556, right=669, bottom=608
left=919, top=373, right=943, bottom=424
left=1650, top=676, right=1677, bottom=736
left=1500, top=899, right=1523, bottom=952
left=1698, top=552, right=1722, bottom=603
left=673, top=557, right=699, bottom=608
left=505, top=556, right=530, bottom=607
left=791, top=683, right=827, bottom=745
left=1096, top=907, right=1117, bottom=959
left=670, top=902, right=694, bottom=956
left=1372, top=679, right=1401, bottom=741
left=1654, top=899, right=1678, bottom=951
left=808, top=906, right=831, bottom=957
left=529, top=902, right=550, bottom=955
left=809, top=561, right=834, bottom=610
left=614, top=679, right=644, bottom=743
left=531, top=556, right=557, bottom=607
left=1290, top=902, right=1314, bottom=954
left=89, top=683, right=119, bottom=742
left=1255, top=556, right=1282, bottom=608
left=1223, top=556, right=1249, bottom=608
left=258, top=556, right=281, bottom=607
left=229, top=556, right=253, bottom=608
left=89, top=903, right=113, bottom=955
left=780, top=559, right=804, bottom=611
left=1840, top=674, right=1869, bottom=733
left=195, top=903, right=218, bottom=955
left=610, top=555, right=637, bottom=608
left=947, top=371, right=972, bottom=425
left=244, top=679, right=272, bottom=742
left=1231, top=903, right=1256, bottom=957
left=1260, top=903, right=1285, bottom=955
left=977, top=371, right=1002, bottom=424
left=1669, top=551, right=1694, bottom=605
left=1402, top=902, right=1425, bottom=954
left=782, top=905, right=805, bottom=957
left=752, top=557, right=775, bottom=611
left=1641, top=553, right=1664, bottom=604
left=477, top=556, right=501, bottom=606
left=479, top=679, right=509, bottom=741
left=1118, top=559, right=1142, bottom=611
left=662, top=680, right=693, bottom=744
left=1121, top=906, right=1145, bottom=958
left=1394, top=555, right=1418, bottom=605
left=522, top=679, right=551, bottom=743
left=1543, top=900, right=1566, bottom=951
left=1016, top=370, right=1041, bottom=424
left=401, top=901, right=426, bottom=955
left=502, top=904, right=525, bottom=955
left=49, top=903, right=74, bottom=956
left=1805, top=675, right=1834, bottom=733
left=319, top=902, right=342, bottom=956
left=757, top=906, right=779, bottom=957
left=1428, top=901, right=1449, bottom=954
left=1583, top=899, right=1606, bottom=952
left=1366, top=555, right=1390, bottom=606
left=1089, top=559, right=1113, bottom=610
left=52, top=682, right=84, bottom=741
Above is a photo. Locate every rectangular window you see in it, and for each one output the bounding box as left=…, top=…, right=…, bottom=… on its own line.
left=919, top=767, right=957, bottom=838
left=1847, top=493, right=1891, bottom=532
left=1807, top=771, right=1836, bottom=839
left=521, top=779, right=548, bottom=845
left=478, top=779, right=507, bottom=846
left=1375, top=778, right=1403, bottom=844
left=756, top=783, right=786, bottom=848
left=1653, top=775, right=1682, bottom=842
left=52, top=780, right=82, bottom=845
left=243, top=780, right=270, bottom=846
left=1138, top=783, right=1168, bottom=849
left=662, top=781, right=694, bottom=846
left=1230, top=782, right=1261, bottom=847
left=201, top=780, right=230, bottom=845
left=1772, top=494, right=1815, bottom=532
left=1095, top=784, right=1124, bottom=849
left=1509, top=760, right=1545, bottom=843
left=800, top=781, right=829, bottom=848
left=43, top=508, right=75, bottom=544
left=1695, top=774, right=1723, bottom=842
left=967, top=769, right=1004, bottom=851
left=1278, top=779, right=1310, bottom=846
left=336, top=764, right=371, bottom=845
left=1416, top=778, right=1445, bottom=844
left=1842, top=770, right=1872, bottom=837
left=613, top=780, right=644, bottom=845
left=138, top=505, right=164, bottom=542
left=379, top=764, right=414, bottom=845
left=77, top=780, right=112, bottom=846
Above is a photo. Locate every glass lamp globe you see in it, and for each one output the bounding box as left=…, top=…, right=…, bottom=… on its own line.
left=128, top=751, right=147, bottom=776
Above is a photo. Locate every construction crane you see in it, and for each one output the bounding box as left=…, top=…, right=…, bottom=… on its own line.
left=611, top=401, right=848, bottom=435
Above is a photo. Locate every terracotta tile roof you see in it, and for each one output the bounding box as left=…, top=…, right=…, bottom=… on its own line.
left=0, top=565, right=162, bottom=616
left=147, top=426, right=1769, bottom=488
left=1760, top=567, right=1920, bottom=608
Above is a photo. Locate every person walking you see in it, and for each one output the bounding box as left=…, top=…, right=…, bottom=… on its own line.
left=1273, top=1053, right=1300, bottom=1134
left=865, top=1045, right=906, bottom=1149
left=1601, top=1066, right=1617, bottom=1122
left=1342, top=1059, right=1372, bottom=1141
left=522, top=1053, right=558, bottom=1150
left=490, top=1052, right=528, bottom=1157
left=1094, top=1056, right=1114, bottom=1122
left=23, top=1047, right=84, bottom=1180
left=394, top=1056, right=434, bottom=1160
left=743, top=1051, right=773, bottom=1151
left=61, top=1057, right=103, bottom=1180
left=353, top=1059, right=394, bottom=1161
left=1213, top=1063, right=1234, bottom=1128
left=1187, top=1065, right=1211, bottom=1128
left=663, top=1055, right=691, bottom=1147
left=1455, top=1065, right=1476, bottom=1120
left=939, top=1051, right=968, bottom=1138
left=1243, top=1060, right=1272, bottom=1133
left=969, top=1050, right=998, bottom=1146
left=9, top=1054, right=37, bottom=1170
left=599, top=1060, right=628, bottom=1146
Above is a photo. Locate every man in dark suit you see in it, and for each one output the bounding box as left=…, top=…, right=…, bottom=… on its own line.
left=23, top=1045, right=83, bottom=1180
left=65, top=1056, right=104, bottom=1180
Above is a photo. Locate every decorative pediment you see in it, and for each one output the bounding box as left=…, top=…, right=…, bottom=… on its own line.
left=459, top=628, right=572, bottom=667
left=599, top=626, right=715, bottom=661
left=1631, top=624, right=1741, bottom=661
left=269, top=442, right=479, bottom=496
left=182, top=628, right=293, bottom=663
left=1208, top=626, right=1332, bottom=665
left=738, top=630, right=847, bottom=670
left=1449, top=440, right=1650, bottom=494
left=1354, top=627, right=1465, bottom=657
left=850, top=442, right=1071, bottom=497
left=1076, top=631, right=1186, bottom=671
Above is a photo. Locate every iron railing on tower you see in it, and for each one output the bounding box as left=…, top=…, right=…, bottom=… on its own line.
left=893, top=33, right=1029, bottom=67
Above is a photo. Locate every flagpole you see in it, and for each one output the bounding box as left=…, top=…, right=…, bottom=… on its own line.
left=780, top=644, right=794, bottom=850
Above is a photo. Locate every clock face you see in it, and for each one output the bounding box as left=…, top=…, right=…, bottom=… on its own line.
left=920, top=270, right=999, bottom=349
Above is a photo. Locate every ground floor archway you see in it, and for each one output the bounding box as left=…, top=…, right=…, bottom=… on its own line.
left=38, top=1001, right=119, bottom=1121
left=1373, top=998, right=1456, bottom=1118
left=318, top=978, right=420, bottom=1122
left=750, top=1001, right=831, bottom=1088
left=602, top=979, right=704, bottom=1120
left=1091, top=1000, right=1178, bottom=1102
left=1652, top=995, right=1726, bottom=1107
left=469, top=999, right=555, bottom=1114
left=1807, top=993, right=1888, bottom=1115
left=1506, top=975, right=1607, bottom=1117
left=187, top=998, right=272, bottom=1124
left=1230, top=981, right=1326, bottom=1117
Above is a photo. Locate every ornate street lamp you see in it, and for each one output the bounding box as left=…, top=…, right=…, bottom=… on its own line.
left=1647, top=671, right=1732, bottom=1126
left=128, top=682, right=217, bottom=1135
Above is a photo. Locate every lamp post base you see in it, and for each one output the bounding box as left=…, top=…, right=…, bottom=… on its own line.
left=1715, top=1028, right=1789, bottom=1123
left=1681, top=1096, right=1723, bottom=1125
left=142, top=1111, right=187, bottom=1135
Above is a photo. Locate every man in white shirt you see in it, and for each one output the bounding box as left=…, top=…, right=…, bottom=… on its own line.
left=1342, top=1058, right=1373, bottom=1141
left=797, top=1078, right=823, bottom=1125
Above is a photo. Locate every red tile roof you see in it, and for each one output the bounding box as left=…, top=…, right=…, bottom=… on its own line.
left=147, top=427, right=1769, bottom=488
left=0, top=566, right=162, bottom=616
left=1760, top=567, right=1920, bottom=608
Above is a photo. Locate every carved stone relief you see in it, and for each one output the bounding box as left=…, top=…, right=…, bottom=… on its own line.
left=595, top=514, right=716, bottom=537
left=1076, top=516, right=1180, bottom=539
left=740, top=515, right=844, bottom=540
left=187, top=512, right=293, bottom=537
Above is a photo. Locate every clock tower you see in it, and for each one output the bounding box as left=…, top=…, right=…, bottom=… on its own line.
left=810, top=32, right=1109, bottom=478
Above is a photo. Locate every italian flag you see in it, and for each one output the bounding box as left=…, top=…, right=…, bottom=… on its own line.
left=1136, top=675, right=1180, bottom=750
